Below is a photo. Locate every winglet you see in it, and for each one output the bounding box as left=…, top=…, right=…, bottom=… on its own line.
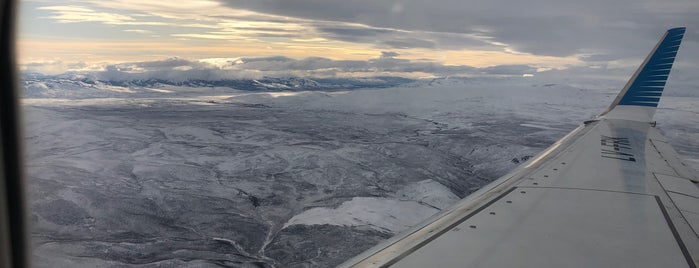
left=601, top=27, right=685, bottom=122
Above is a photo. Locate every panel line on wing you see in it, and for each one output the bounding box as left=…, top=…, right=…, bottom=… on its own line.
left=655, top=196, right=698, bottom=268
left=380, top=187, right=518, bottom=268
left=516, top=185, right=656, bottom=196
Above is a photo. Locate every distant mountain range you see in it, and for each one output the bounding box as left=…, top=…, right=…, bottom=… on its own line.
left=21, top=73, right=423, bottom=97
left=20, top=72, right=595, bottom=100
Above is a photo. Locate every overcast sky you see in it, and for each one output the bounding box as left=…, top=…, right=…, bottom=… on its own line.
left=17, top=0, right=699, bottom=84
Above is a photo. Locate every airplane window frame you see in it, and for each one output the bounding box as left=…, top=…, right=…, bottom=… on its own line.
left=0, top=0, right=29, bottom=267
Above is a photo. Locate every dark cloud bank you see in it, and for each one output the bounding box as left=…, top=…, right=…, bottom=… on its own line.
left=220, top=0, right=699, bottom=61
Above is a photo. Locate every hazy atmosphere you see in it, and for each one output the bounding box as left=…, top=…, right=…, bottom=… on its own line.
left=18, top=0, right=699, bottom=267
left=19, top=0, right=699, bottom=83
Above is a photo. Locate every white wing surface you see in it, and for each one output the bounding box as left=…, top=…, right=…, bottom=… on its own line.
left=339, top=27, right=698, bottom=268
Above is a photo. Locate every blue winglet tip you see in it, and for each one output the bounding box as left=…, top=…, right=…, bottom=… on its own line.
left=668, top=27, right=686, bottom=35
left=615, top=27, right=686, bottom=108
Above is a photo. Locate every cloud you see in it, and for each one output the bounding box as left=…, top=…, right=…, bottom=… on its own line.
left=312, top=24, right=485, bottom=49
left=32, top=1, right=498, bottom=53
left=21, top=53, right=548, bottom=80
left=316, top=26, right=394, bottom=38
left=382, top=38, right=436, bottom=49
left=35, top=1, right=292, bottom=43
left=215, top=0, right=699, bottom=58
left=123, top=29, right=152, bottom=34
left=39, top=5, right=166, bottom=25
left=480, top=65, right=538, bottom=75
left=380, top=51, right=399, bottom=58
left=21, top=60, right=103, bottom=75
left=23, top=0, right=699, bottom=88
left=28, top=0, right=699, bottom=61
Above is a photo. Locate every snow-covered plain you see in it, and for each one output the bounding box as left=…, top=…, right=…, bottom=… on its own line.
left=22, top=77, right=699, bottom=267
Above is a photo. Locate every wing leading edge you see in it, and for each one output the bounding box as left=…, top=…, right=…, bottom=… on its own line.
left=339, top=27, right=699, bottom=268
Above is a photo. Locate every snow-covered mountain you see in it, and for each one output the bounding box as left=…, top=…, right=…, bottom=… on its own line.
left=21, top=74, right=417, bottom=99
left=21, top=75, right=699, bottom=267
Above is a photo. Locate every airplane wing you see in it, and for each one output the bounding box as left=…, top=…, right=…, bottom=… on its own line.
left=339, top=27, right=699, bottom=268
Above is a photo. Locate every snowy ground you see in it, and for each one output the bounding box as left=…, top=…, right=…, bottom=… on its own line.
left=22, top=78, right=699, bottom=267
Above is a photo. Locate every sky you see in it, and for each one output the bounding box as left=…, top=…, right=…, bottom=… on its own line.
left=17, top=0, right=699, bottom=83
